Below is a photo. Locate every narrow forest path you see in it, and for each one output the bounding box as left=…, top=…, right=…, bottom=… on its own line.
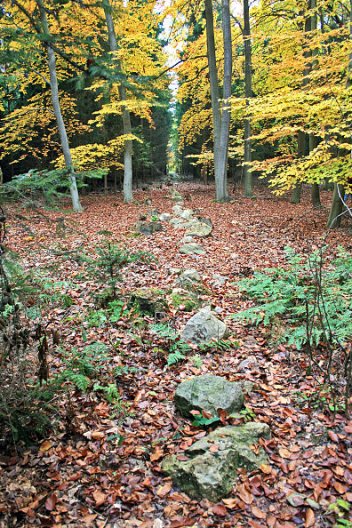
left=0, top=185, right=351, bottom=528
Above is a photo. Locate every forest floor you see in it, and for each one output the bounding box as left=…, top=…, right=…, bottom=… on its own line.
left=0, top=184, right=351, bottom=528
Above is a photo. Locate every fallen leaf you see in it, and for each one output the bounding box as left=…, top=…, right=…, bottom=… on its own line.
left=45, top=494, right=57, bottom=511
left=251, top=506, right=266, bottom=519
left=237, top=484, right=253, bottom=505
left=287, top=492, right=306, bottom=507
left=306, top=498, right=320, bottom=510
left=328, top=430, right=339, bottom=443
left=156, top=481, right=172, bottom=497
left=150, top=446, right=164, bottom=461
left=279, top=448, right=292, bottom=459
left=223, top=498, right=238, bottom=508
left=211, top=504, right=227, bottom=516
left=305, top=508, right=315, bottom=527
left=91, top=431, right=105, bottom=440
left=333, top=481, right=347, bottom=494
left=260, top=463, right=272, bottom=474
left=39, top=440, right=52, bottom=453
left=92, top=490, right=106, bottom=507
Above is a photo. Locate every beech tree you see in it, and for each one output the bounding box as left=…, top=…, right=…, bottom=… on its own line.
left=6, top=0, right=83, bottom=212
left=243, top=0, right=254, bottom=198
left=103, top=0, right=133, bottom=203
left=204, top=0, right=232, bottom=201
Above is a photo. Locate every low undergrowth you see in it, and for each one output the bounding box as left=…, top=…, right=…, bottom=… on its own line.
left=235, top=246, right=352, bottom=414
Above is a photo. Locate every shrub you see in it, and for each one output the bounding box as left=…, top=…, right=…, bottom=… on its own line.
left=0, top=168, right=107, bottom=207
left=86, top=242, right=156, bottom=300
left=0, top=244, right=50, bottom=445
left=234, top=246, right=352, bottom=413
left=150, top=323, right=191, bottom=366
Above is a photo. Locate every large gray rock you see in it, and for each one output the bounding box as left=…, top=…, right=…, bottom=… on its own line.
left=159, top=212, right=172, bottom=222
left=179, top=243, right=205, bottom=256
left=185, top=218, right=213, bottom=238
left=172, top=204, right=184, bottom=216
left=179, top=209, right=194, bottom=220
left=136, top=221, right=162, bottom=235
left=175, top=269, right=201, bottom=289
left=181, top=306, right=227, bottom=343
left=212, top=273, right=229, bottom=287
left=170, top=218, right=187, bottom=229
left=170, top=190, right=184, bottom=202
left=174, top=375, right=244, bottom=418
left=162, top=422, right=270, bottom=501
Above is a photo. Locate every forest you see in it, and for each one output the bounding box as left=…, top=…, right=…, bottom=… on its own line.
left=0, top=0, right=352, bottom=527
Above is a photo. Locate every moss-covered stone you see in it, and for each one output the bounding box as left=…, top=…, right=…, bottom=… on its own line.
left=179, top=243, right=205, bottom=256
left=129, top=288, right=168, bottom=315
left=162, top=422, right=270, bottom=501
left=136, top=221, right=163, bottom=235
left=162, top=450, right=239, bottom=502
left=170, top=289, right=200, bottom=312
left=174, top=374, right=244, bottom=418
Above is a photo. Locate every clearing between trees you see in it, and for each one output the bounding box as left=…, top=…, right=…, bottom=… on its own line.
left=0, top=184, right=351, bottom=528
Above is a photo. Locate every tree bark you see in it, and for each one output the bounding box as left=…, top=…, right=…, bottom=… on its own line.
left=103, top=0, right=133, bottom=203
left=326, top=0, right=351, bottom=225
left=308, top=0, right=322, bottom=209
left=327, top=184, right=344, bottom=228
left=291, top=129, right=307, bottom=203
left=204, top=0, right=232, bottom=201
left=291, top=184, right=302, bottom=204
left=219, top=0, right=232, bottom=200
left=37, top=0, right=82, bottom=212
left=243, top=0, right=253, bottom=197
left=311, top=183, right=321, bottom=208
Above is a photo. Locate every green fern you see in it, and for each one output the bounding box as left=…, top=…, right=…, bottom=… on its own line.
left=167, top=350, right=185, bottom=366
left=234, top=246, right=352, bottom=349
left=64, top=372, right=90, bottom=391
left=192, top=414, right=219, bottom=427
left=151, top=322, right=178, bottom=339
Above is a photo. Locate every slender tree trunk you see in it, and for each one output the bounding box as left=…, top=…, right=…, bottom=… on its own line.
left=309, top=136, right=321, bottom=208
left=326, top=0, right=351, bottom=226
left=308, top=0, right=322, bottom=209
left=311, top=183, right=321, bottom=208
left=205, top=0, right=222, bottom=198
left=243, top=0, right=253, bottom=197
left=103, top=0, right=133, bottom=203
left=218, top=0, right=232, bottom=200
left=291, top=184, right=302, bottom=204
left=205, top=0, right=231, bottom=201
left=291, top=130, right=307, bottom=203
left=290, top=3, right=313, bottom=206
left=37, top=0, right=82, bottom=212
left=327, top=184, right=344, bottom=228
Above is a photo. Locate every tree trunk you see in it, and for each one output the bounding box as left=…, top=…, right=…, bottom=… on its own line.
left=37, top=0, right=82, bottom=212
left=308, top=0, right=322, bottom=209
left=291, top=130, right=307, bottom=203
left=291, top=184, right=302, bottom=204
left=205, top=0, right=222, bottom=199
left=311, top=183, right=321, bottom=208
left=219, top=0, right=232, bottom=201
left=243, top=0, right=253, bottom=197
left=103, top=0, right=133, bottom=203
left=205, top=0, right=231, bottom=201
left=327, top=184, right=344, bottom=228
